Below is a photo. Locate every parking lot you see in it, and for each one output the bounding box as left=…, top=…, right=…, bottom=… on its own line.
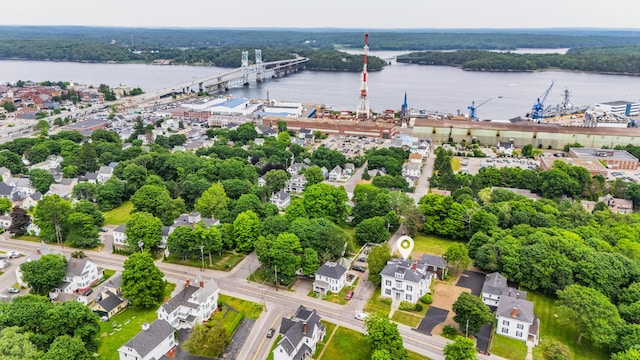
left=321, top=135, right=387, bottom=158
left=457, top=155, right=540, bottom=175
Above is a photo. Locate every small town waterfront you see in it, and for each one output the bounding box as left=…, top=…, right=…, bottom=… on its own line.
left=1, top=57, right=639, bottom=120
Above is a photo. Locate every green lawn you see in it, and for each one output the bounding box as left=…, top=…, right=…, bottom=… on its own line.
left=528, top=291, right=608, bottom=360
left=12, top=235, right=42, bottom=243
left=103, top=201, right=134, bottom=225
left=409, top=233, right=463, bottom=257
left=218, top=294, right=263, bottom=320
left=491, top=334, right=528, bottom=360
left=164, top=251, right=244, bottom=271
left=363, top=288, right=391, bottom=316
left=314, top=320, right=338, bottom=358
left=391, top=309, right=424, bottom=328
left=96, top=283, right=175, bottom=360
left=318, top=326, right=372, bottom=360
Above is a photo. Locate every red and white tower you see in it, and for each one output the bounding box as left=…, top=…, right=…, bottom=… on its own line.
left=356, top=33, right=370, bottom=119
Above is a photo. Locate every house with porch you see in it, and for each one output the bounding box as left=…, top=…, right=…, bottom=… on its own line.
left=157, top=278, right=219, bottom=330
left=118, top=320, right=177, bottom=360
left=380, top=258, right=434, bottom=304
left=496, top=296, right=539, bottom=345
left=313, top=262, right=347, bottom=294
left=273, top=305, right=326, bottom=360
left=57, top=256, right=103, bottom=294
left=286, top=174, right=307, bottom=193
left=271, top=190, right=291, bottom=210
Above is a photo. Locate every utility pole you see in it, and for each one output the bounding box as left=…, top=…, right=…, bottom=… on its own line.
left=274, top=265, right=278, bottom=292
left=199, top=245, right=204, bottom=272
left=466, top=319, right=469, bottom=338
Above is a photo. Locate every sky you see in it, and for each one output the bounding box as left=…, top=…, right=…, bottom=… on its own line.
left=1, top=0, right=639, bottom=29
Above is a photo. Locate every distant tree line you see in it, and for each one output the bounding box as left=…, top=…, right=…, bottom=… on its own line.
left=397, top=48, right=640, bottom=75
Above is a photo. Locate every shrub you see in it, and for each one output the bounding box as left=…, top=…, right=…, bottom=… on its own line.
left=414, top=303, right=423, bottom=312
left=543, top=341, right=572, bottom=360
left=442, top=325, right=457, bottom=338
left=420, top=294, right=433, bottom=304
left=399, top=301, right=416, bottom=311
left=380, top=297, right=392, bottom=305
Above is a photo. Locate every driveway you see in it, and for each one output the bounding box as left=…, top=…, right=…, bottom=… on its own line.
left=476, top=323, right=493, bottom=355
left=415, top=307, right=449, bottom=335
left=455, top=270, right=486, bottom=296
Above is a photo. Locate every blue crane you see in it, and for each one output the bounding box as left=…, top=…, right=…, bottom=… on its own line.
left=467, top=98, right=492, bottom=121
left=531, top=81, right=555, bottom=123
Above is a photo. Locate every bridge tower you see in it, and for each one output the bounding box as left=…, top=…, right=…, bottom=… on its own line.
left=255, top=49, right=265, bottom=82
left=356, top=33, right=370, bottom=120
left=241, top=51, right=250, bottom=86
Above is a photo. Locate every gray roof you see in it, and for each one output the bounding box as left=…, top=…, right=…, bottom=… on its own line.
left=160, top=279, right=219, bottom=315
left=105, top=273, right=123, bottom=290
left=114, top=224, right=126, bottom=233
left=66, top=257, right=91, bottom=277
left=482, top=272, right=508, bottom=296
left=84, top=172, right=98, bottom=180
left=121, top=319, right=174, bottom=358
left=98, top=290, right=125, bottom=312
left=496, top=296, right=535, bottom=324
left=277, top=305, right=324, bottom=355
left=421, top=254, right=447, bottom=269
left=315, top=262, right=347, bottom=280
left=272, top=190, right=290, bottom=201
left=30, top=192, right=42, bottom=201
left=380, top=258, right=429, bottom=284
left=0, top=183, right=13, bottom=196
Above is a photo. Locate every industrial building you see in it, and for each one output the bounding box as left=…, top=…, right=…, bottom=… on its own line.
left=568, top=147, right=639, bottom=170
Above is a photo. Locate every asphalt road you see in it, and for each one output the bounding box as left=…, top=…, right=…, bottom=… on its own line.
left=0, top=238, right=506, bottom=360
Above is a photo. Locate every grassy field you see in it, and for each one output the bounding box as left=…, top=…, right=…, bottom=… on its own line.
left=318, top=327, right=372, bottom=360
left=391, top=309, right=425, bottom=328
left=409, top=233, right=463, bottom=257
left=528, top=292, right=608, bottom=360
left=96, top=282, right=176, bottom=360
left=363, top=288, right=391, bottom=316
left=491, top=334, right=528, bottom=360
left=12, top=235, right=42, bottom=243
left=103, top=201, right=134, bottom=225
left=314, top=320, right=338, bottom=357
left=164, top=251, right=244, bottom=271
left=451, top=157, right=462, bottom=172
left=318, top=326, right=430, bottom=360
left=218, top=294, right=263, bottom=320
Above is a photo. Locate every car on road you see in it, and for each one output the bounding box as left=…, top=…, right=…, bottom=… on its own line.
left=357, top=257, right=367, bottom=263
left=99, top=227, right=108, bottom=232
left=352, top=265, right=365, bottom=273
left=355, top=312, right=369, bottom=321
left=267, top=328, right=276, bottom=338
left=7, top=251, right=21, bottom=258
left=81, top=288, right=93, bottom=296
left=7, top=288, right=19, bottom=294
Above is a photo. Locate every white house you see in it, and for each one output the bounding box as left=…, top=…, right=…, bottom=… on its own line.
left=157, top=278, right=219, bottom=330
left=59, top=256, right=103, bottom=294
left=258, top=175, right=267, bottom=187
left=380, top=258, right=434, bottom=304
left=496, top=296, right=539, bottom=345
left=402, top=163, right=421, bottom=178
left=313, top=262, right=347, bottom=294
left=169, top=212, right=220, bottom=234
left=416, top=141, right=431, bottom=157
left=343, top=163, right=355, bottom=176
left=271, top=190, right=291, bottom=210
left=118, top=320, right=176, bottom=360
left=97, top=166, right=114, bottom=184
left=273, top=305, right=326, bottom=360
left=408, top=152, right=423, bottom=164
left=0, top=215, right=10, bottom=229
left=16, top=242, right=61, bottom=286
left=497, top=140, right=515, bottom=156
left=113, top=224, right=171, bottom=249
left=286, top=174, right=307, bottom=193
left=287, top=163, right=307, bottom=176
left=328, top=166, right=342, bottom=182
left=482, top=272, right=526, bottom=307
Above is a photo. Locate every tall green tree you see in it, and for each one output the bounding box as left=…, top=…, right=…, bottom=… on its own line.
left=65, top=212, right=99, bottom=248
left=125, top=212, right=162, bottom=250
left=19, top=254, right=67, bottom=295
left=557, top=284, right=623, bottom=347
left=0, top=326, right=41, bottom=360
left=76, top=143, right=99, bottom=174
left=355, top=216, right=390, bottom=244
left=0, top=197, right=11, bottom=215
left=8, top=206, right=29, bottom=235
left=73, top=200, right=104, bottom=227
left=364, top=314, right=408, bottom=360
left=72, top=182, right=97, bottom=202
left=43, top=335, right=91, bottom=360
left=121, top=252, right=166, bottom=309
left=33, top=195, right=72, bottom=245
left=167, top=225, right=196, bottom=260
left=302, top=183, right=349, bottom=224
left=444, top=243, right=471, bottom=274
left=443, top=336, right=477, bottom=360
left=183, top=322, right=230, bottom=358
left=301, top=248, right=320, bottom=276
left=255, top=232, right=302, bottom=285
left=195, top=182, right=230, bottom=218
left=233, top=210, right=261, bottom=253
left=452, top=292, right=493, bottom=335
left=368, top=243, right=391, bottom=286
left=28, top=169, right=55, bottom=194
left=264, top=169, right=289, bottom=194
left=195, top=224, right=223, bottom=265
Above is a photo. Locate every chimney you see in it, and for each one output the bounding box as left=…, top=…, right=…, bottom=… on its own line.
left=302, top=322, right=307, bottom=335
left=200, top=281, right=204, bottom=288
left=411, top=263, right=417, bottom=271
left=511, top=307, right=518, bottom=318
left=164, top=296, right=169, bottom=304
left=36, top=249, right=41, bottom=255
left=516, top=292, right=520, bottom=300
left=142, top=322, right=150, bottom=331
left=73, top=260, right=77, bottom=267
left=185, top=279, right=190, bottom=288
left=508, top=289, right=512, bottom=297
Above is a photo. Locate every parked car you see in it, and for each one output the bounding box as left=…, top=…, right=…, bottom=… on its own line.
left=99, top=227, right=108, bottom=232
left=82, top=288, right=93, bottom=296
left=355, top=312, right=369, bottom=321
left=352, top=265, right=365, bottom=273
left=267, top=328, right=276, bottom=338
left=345, top=290, right=354, bottom=300
left=357, top=257, right=367, bottom=263
left=7, top=251, right=21, bottom=258
left=7, top=288, right=19, bottom=294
